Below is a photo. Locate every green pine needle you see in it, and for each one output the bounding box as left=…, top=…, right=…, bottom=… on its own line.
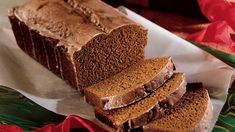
left=0, top=85, right=65, bottom=131
left=190, top=42, right=235, bottom=68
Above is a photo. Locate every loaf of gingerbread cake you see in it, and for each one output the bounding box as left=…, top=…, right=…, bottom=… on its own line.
left=84, top=57, right=175, bottom=110
left=8, top=0, right=147, bottom=90
left=95, top=73, right=186, bottom=131
left=143, top=83, right=212, bottom=132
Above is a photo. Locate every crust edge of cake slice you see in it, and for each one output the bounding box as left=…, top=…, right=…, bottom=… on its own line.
left=143, top=83, right=213, bottom=132
left=84, top=57, right=175, bottom=110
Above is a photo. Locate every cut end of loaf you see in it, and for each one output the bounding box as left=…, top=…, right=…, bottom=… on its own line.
left=75, top=24, right=147, bottom=89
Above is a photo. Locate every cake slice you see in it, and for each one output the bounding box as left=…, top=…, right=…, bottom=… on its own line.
left=95, top=73, right=186, bottom=131
left=84, top=57, right=175, bottom=110
left=8, top=0, right=147, bottom=90
left=143, top=83, right=213, bottom=132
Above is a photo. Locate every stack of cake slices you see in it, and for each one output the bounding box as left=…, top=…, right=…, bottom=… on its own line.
left=84, top=57, right=213, bottom=132
left=9, top=0, right=212, bottom=131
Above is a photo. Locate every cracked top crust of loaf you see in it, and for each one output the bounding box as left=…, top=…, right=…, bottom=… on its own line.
left=12, top=0, right=144, bottom=53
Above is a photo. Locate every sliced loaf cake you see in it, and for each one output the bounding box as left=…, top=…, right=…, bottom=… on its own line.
left=8, top=0, right=147, bottom=90
left=95, top=73, right=186, bottom=131
left=84, top=57, right=175, bottom=110
left=143, top=83, right=213, bottom=132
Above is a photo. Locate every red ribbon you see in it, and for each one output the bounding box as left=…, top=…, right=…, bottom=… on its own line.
left=33, top=115, right=107, bottom=132
left=187, top=0, right=235, bottom=53
left=0, top=115, right=107, bottom=132
left=0, top=125, right=23, bottom=132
